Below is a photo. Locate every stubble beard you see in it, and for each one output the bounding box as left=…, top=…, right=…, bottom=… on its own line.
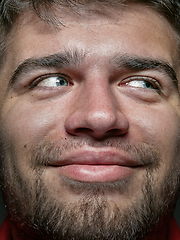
left=0, top=139, right=180, bottom=240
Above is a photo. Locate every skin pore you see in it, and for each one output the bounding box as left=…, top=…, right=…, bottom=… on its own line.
left=0, top=3, right=180, bottom=240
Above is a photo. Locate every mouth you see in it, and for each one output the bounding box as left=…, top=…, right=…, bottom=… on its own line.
left=49, top=148, right=144, bottom=182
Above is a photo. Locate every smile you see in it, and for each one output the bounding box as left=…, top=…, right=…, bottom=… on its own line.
left=48, top=148, right=144, bottom=182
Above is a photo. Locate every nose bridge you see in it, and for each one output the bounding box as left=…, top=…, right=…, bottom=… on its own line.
left=83, top=73, right=116, bottom=116
left=78, top=72, right=121, bottom=135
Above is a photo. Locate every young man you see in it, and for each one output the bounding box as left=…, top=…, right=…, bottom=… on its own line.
left=0, top=0, right=180, bottom=239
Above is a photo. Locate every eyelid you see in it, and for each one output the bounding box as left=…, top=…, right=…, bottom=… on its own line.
left=28, top=73, right=73, bottom=89
left=120, top=76, right=162, bottom=90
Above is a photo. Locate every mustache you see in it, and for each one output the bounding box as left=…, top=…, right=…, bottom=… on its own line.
left=30, top=138, right=160, bottom=170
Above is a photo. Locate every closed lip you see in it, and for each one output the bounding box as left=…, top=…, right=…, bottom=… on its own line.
left=47, top=147, right=145, bottom=182
left=48, top=147, right=143, bottom=167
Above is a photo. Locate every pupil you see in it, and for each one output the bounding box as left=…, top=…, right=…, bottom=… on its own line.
left=57, top=78, right=68, bottom=86
left=145, top=81, right=153, bottom=89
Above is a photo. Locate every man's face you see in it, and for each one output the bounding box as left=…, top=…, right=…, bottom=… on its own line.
left=1, top=3, right=180, bottom=240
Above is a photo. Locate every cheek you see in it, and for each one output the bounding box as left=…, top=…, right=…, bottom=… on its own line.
left=130, top=108, right=175, bottom=142
left=128, top=103, right=180, bottom=171
left=1, top=99, right=68, bottom=150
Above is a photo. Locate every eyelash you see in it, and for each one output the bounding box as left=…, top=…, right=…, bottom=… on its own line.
left=120, top=76, right=161, bottom=91
left=27, top=73, right=162, bottom=96
left=28, top=73, right=72, bottom=89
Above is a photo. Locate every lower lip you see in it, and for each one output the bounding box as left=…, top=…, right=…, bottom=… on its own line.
left=55, top=165, right=135, bottom=182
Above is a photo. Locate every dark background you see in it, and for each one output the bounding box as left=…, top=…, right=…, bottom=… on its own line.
left=0, top=192, right=180, bottom=227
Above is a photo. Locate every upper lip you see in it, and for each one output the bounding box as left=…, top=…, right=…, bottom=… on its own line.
left=49, top=147, right=143, bottom=167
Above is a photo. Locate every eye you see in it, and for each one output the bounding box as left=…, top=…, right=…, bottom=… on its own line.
left=38, top=76, right=69, bottom=87
left=121, top=76, right=160, bottom=90
left=32, top=75, right=72, bottom=88
left=126, top=80, right=154, bottom=89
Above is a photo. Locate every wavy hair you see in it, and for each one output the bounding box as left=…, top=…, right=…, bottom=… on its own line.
left=0, top=0, right=180, bottom=64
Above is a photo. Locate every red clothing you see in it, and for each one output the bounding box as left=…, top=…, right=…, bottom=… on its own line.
left=0, top=216, right=180, bottom=240
left=168, top=217, right=180, bottom=240
left=0, top=216, right=11, bottom=240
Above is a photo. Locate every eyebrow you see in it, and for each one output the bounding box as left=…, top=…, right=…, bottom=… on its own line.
left=9, top=49, right=85, bottom=86
left=9, top=50, right=179, bottom=90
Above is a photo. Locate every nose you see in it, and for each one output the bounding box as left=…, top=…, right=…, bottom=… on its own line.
left=65, top=77, right=129, bottom=139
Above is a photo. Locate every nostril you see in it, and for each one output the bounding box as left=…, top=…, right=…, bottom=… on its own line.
left=69, top=127, right=127, bottom=139
left=106, top=128, right=126, bottom=135
left=73, top=128, right=94, bottom=136
left=67, top=127, right=94, bottom=137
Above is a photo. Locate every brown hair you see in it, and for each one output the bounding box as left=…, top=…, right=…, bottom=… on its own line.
left=0, top=0, right=180, bottom=64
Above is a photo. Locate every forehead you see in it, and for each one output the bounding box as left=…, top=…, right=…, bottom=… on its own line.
left=6, top=4, right=179, bottom=72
